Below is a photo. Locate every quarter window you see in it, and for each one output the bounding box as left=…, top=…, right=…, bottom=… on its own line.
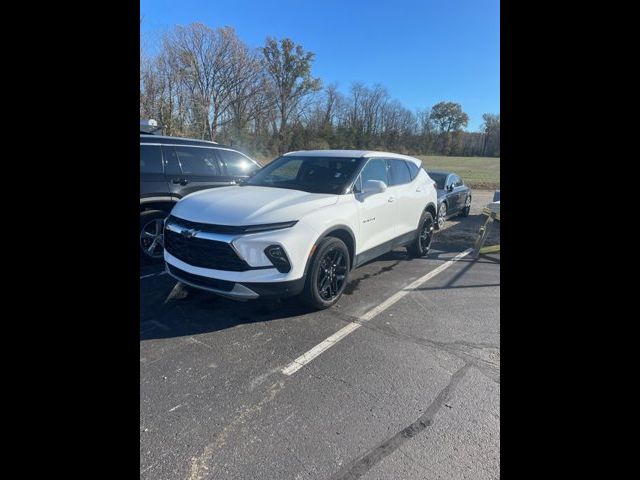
left=406, top=161, right=420, bottom=180
left=140, top=145, right=163, bottom=174
left=218, top=149, right=259, bottom=176
left=388, top=159, right=412, bottom=185
left=174, top=147, right=221, bottom=176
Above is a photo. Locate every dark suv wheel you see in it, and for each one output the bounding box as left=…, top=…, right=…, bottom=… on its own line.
left=407, top=211, right=435, bottom=258
left=140, top=210, right=167, bottom=262
left=301, top=237, right=350, bottom=309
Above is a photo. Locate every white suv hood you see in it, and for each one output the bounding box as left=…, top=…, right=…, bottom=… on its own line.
left=171, top=185, right=339, bottom=225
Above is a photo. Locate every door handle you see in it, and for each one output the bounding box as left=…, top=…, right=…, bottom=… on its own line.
left=416, top=187, right=422, bottom=192
left=173, top=178, right=188, bottom=185
left=388, top=196, right=395, bottom=203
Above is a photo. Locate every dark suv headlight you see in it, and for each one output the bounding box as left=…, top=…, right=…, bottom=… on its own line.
left=264, top=245, right=291, bottom=273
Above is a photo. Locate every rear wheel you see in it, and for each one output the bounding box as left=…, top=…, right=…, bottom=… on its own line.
left=435, top=202, right=447, bottom=229
left=460, top=194, right=471, bottom=217
left=301, top=237, right=350, bottom=309
left=140, top=210, right=167, bottom=262
left=407, top=211, right=435, bottom=258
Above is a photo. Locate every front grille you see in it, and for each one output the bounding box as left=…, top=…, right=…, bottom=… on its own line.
left=167, top=265, right=235, bottom=292
left=164, top=229, right=251, bottom=271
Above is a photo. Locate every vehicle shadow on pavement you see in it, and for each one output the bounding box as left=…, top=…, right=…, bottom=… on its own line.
left=140, top=212, right=499, bottom=341
left=140, top=282, right=317, bottom=341
left=432, top=211, right=500, bottom=253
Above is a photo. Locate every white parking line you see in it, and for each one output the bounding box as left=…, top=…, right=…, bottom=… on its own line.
left=140, top=271, right=167, bottom=280
left=281, top=248, right=473, bottom=376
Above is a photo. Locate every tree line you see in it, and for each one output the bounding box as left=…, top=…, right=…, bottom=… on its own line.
left=140, top=23, right=500, bottom=159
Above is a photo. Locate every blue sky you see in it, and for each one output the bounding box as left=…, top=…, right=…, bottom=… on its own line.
left=140, top=0, right=500, bottom=131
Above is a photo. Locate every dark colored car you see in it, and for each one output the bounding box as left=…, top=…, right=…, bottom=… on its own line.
left=427, top=171, right=472, bottom=229
left=140, top=133, right=261, bottom=261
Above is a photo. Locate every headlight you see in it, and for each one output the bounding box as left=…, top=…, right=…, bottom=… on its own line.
left=242, top=221, right=298, bottom=233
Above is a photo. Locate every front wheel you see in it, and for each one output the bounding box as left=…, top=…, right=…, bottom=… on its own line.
left=407, top=211, right=435, bottom=258
left=140, top=210, right=167, bottom=262
left=301, top=237, right=350, bottom=309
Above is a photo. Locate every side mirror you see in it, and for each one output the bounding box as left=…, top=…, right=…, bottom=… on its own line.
left=447, top=184, right=454, bottom=192
left=362, top=179, right=387, bottom=194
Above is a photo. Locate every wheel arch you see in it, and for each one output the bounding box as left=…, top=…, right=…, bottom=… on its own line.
left=425, top=202, right=438, bottom=219
left=308, top=224, right=357, bottom=273
left=140, top=198, right=178, bottom=215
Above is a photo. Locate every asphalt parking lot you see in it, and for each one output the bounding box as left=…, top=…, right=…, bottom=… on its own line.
left=140, top=190, right=500, bottom=479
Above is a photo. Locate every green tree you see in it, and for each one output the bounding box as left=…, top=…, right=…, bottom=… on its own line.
left=429, top=102, right=469, bottom=155
left=262, top=37, right=321, bottom=153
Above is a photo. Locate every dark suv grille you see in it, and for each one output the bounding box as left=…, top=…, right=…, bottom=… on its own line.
left=164, top=229, right=251, bottom=271
left=167, top=265, right=235, bottom=292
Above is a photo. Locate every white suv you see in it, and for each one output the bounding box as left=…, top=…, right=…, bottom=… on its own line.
left=164, top=150, right=438, bottom=309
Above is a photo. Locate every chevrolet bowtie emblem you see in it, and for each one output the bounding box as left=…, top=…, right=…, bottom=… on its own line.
left=180, top=228, right=199, bottom=238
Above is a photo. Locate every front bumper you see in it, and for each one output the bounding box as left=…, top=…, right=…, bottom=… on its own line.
left=166, top=263, right=305, bottom=300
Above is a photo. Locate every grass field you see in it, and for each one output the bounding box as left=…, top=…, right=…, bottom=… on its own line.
left=254, top=153, right=500, bottom=191
left=417, top=155, right=500, bottom=190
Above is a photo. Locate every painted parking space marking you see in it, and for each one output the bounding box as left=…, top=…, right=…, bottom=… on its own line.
left=140, top=271, right=167, bottom=280
left=281, top=248, right=473, bottom=375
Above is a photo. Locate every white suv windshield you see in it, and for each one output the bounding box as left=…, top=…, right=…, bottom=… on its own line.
left=244, top=156, right=364, bottom=194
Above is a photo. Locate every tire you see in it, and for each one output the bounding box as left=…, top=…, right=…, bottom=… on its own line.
left=140, top=210, right=167, bottom=262
left=301, top=237, right=350, bottom=309
left=460, top=194, right=471, bottom=217
left=435, top=202, right=447, bottom=230
left=407, top=211, right=435, bottom=258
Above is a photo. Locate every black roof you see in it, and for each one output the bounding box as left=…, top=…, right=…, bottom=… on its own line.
left=140, top=134, right=232, bottom=149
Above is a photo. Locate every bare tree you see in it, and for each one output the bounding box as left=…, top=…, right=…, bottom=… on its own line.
left=141, top=21, right=497, bottom=159
left=162, top=23, right=257, bottom=141
left=481, top=113, right=500, bottom=156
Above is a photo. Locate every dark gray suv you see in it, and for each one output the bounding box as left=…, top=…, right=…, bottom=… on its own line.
left=140, top=133, right=261, bottom=261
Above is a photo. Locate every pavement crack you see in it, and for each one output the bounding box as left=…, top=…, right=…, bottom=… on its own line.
left=329, top=363, right=471, bottom=480
left=327, top=310, right=499, bottom=381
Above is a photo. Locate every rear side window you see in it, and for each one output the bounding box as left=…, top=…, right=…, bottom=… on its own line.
left=218, top=149, right=259, bottom=176
left=360, top=159, right=388, bottom=185
left=140, top=145, right=163, bottom=174
left=174, top=147, right=221, bottom=176
left=387, top=159, right=412, bottom=186
left=406, top=161, right=420, bottom=180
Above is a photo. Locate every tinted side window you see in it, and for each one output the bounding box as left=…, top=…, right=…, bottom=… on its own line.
left=218, top=149, right=259, bottom=176
left=360, top=159, right=388, bottom=185
left=162, top=146, right=181, bottom=176
left=446, top=175, right=454, bottom=188
left=140, top=145, right=163, bottom=174
left=388, top=159, right=412, bottom=186
left=174, top=147, right=221, bottom=176
left=452, top=175, right=463, bottom=187
left=406, top=161, right=419, bottom=180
